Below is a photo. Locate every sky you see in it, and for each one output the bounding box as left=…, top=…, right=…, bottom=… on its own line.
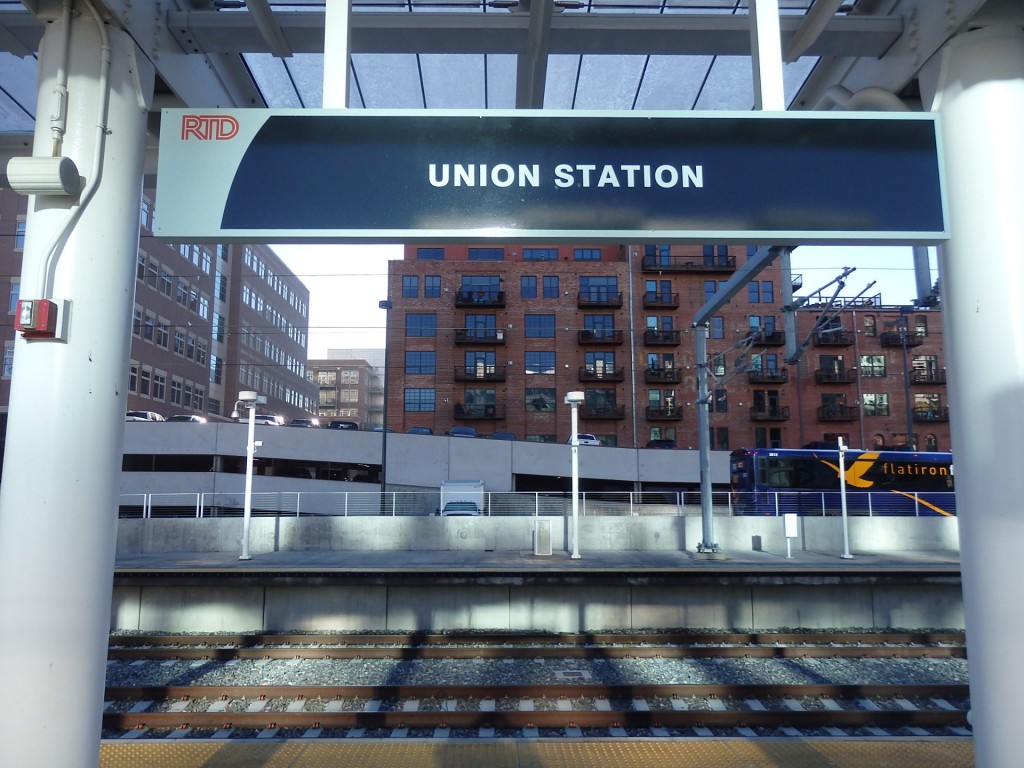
left=272, top=243, right=938, bottom=359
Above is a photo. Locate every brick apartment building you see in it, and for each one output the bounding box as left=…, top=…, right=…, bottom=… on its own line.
left=0, top=185, right=316, bottom=429
left=306, top=355, right=382, bottom=428
left=381, top=243, right=950, bottom=452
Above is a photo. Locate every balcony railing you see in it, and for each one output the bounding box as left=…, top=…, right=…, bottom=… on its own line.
left=578, top=329, right=624, bottom=345
left=641, top=255, right=736, bottom=274
left=880, top=331, right=925, bottom=348
left=747, top=369, right=788, bottom=384
left=913, top=407, right=950, bottom=422
left=582, top=404, right=626, bottom=419
left=645, top=367, right=683, bottom=384
left=645, top=405, right=682, bottom=421
left=578, top=366, right=625, bottom=382
left=577, top=291, right=624, bottom=308
left=814, top=369, right=857, bottom=385
left=750, top=406, right=790, bottom=421
left=642, top=292, right=680, bottom=310
left=911, top=369, right=946, bottom=384
left=454, top=328, right=506, bottom=345
left=753, top=330, right=786, bottom=347
left=812, top=329, right=853, bottom=347
left=817, top=405, right=859, bottom=422
left=454, top=403, right=506, bottom=420
left=454, top=365, right=506, bottom=382
left=455, top=289, right=505, bottom=308
left=643, top=329, right=681, bottom=346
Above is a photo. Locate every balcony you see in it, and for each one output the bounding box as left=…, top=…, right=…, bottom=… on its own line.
left=748, top=369, right=788, bottom=384
left=880, top=331, right=925, bottom=348
left=454, top=365, right=506, bottom=382
left=911, top=369, right=946, bottom=384
left=753, top=330, right=786, bottom=347
left=454, top=328, right=506, bottom=345
left=578, top=329, right=624, bottom=345
left=643, top=329, right=681, bottom=346
left=454, top=403, right=506, bottom=420
left=913, top=407, right=950, bottom=423
left=750, top=406, right=790, bottom=421
left=577, top=291, right=624, bottom=309
left=645, top=367, right=683, bottom=384
left=817, top=405, right=859, bottom=422
left=645, top=405, right=683, bottom=421
left=582, top=404, right=626, bottom=419
left=812, top=329, right=853, bottom=347
left=642, top=291, right=680, bottom=310
left=641, top=255, right=736, bottom=274
left=815, top=369, right=857, bottom=385
left=455, top=289, right=505, bottom=308
left=578, top=366, right=625, bottom=383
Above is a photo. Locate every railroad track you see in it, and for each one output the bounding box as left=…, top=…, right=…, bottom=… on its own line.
left=103, top=631, right=970, bottom=739
left=103, top=683, right=971, bottom=737
left=108, top=631, right=966, bottom=661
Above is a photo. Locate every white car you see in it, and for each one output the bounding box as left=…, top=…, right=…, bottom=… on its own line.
left=566, top=433, right=602, bottom=446
left=125, top=410, right=165, bottom=422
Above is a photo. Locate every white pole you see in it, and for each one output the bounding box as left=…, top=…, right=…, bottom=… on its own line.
left=570, top=400, right=581, bottom=559
left=0, top=16, right=152, bottom=768
left=240, top=403, right=256, bottom=560
left=838, top=437, right=853, bottom=559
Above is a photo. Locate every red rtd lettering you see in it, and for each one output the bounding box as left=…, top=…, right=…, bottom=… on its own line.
left=181, top=115, right=240, bottom=141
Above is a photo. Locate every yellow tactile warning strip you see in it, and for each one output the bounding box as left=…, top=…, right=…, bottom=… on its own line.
left=99, top=739, right=974, bottom=768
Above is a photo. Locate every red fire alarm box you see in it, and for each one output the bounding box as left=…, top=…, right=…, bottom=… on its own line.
left=15, top=299, right=58, bottom=338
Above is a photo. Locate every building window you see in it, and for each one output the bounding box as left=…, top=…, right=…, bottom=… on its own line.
left=14, top=219, right=25, bottom=250
left=711, top=316, right=725, bottom=339
left=139, top=367, right=152, bottom=397
left=915, top=315, right=928, bottom=336
left=128, top=363, right=138, bottom=392
left=155, top=321, right=169, bottom=348
left=713, top=388, right=728, bottom=413
left=406, top=313, right=437, bottom=337
left=542, top=276, right=559, bottom=298
left=704, top=280, right=717, bottom=302
left=521, top=276, right=537, bottom=299
left=863, top=393, right=889, bottom=416
left=142, top=312, right=156, bottom=342
left=525, top=314, right=555, bottom=338
left=863, top=315, right=876, bottom=337
left=468, top=247, right=504, bottom=260
left=8, top=280, right=19, bottom=314
left=460, top=275, right=501, bottom=302
left=417, top=247, right=444, bottom=260
left=424, top=275, right=441, bottom=298
left=210, top=355, right=223, bottom=385
left=580, top=276, right=618, bottom=302
left=748, top=280, right=774, bottom=303
left=405, top=350, right=436, bottom=375
left=584, top=315, right=616, bottom=338
left=3, top=342, right=14, bottom=378
left=404, top=387, right=436, bottom=412
left=644, top=244, right=670, bottom=259
left=574, top=248, right=601, bottom=261
left=523, top=248, right=557, bottom=261
left=525, top=351, right=555, bottom=375
left=402, top=275, right=419, bottom=298
left=859, top=355, right=886, bottom=377
left=754, top=426, right=783, bottom=449
left=710, top=426, right=729, bottom=450
left=526, top=388, right=555, bottom=412
left=152, top=372, right=166, bottom=401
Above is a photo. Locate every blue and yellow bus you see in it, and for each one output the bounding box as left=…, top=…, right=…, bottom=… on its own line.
left=729, top=447, right=956, bottom=516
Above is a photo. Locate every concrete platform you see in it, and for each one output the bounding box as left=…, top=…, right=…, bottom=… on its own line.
left=99, top=738, right=973, bottom=768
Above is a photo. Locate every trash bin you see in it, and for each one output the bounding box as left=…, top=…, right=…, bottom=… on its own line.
left=533, top=518, right=552, bottom=556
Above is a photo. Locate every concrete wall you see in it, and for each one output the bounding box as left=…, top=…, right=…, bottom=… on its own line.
left=116, top=514, right=961, bottom=556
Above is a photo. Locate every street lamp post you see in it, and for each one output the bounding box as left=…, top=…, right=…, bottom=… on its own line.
left=378, top=300, right=392, bottom=513
left=565, top=391, right=584, bottom=559
left=837, top=436, right=853, bottom=559
left=899, top=306, right=915, bottom=449
left=230, top=390, right=263, bottom=560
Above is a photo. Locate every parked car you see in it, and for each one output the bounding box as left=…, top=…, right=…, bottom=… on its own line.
left=327, top=420, right=359, bottom=430
left=252, top=414, right=284, bottom=426
left=125, top=411, right=165, bottom=422
left=492, top=431, right=516, bottom=441
left=288, top=418, right=321, bottom=428
left=371, top=426, right=395, bottom=432
left=645, top=439, right=677, bottom=449
left=166, top=414, right=207, bottom=423
left=407, top=426, right=434, bottom=435
left=440, top=501, right=482, bottom=516
left=566, top=433, right=601, bottom=446
left=447, top=426, right=478, bottom=438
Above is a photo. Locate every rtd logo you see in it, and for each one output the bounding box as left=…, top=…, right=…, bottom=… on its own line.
left=181, top=115, right=240, bottom=141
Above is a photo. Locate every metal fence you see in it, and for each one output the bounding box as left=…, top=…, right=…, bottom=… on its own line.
left=118, top=490, right=732, bottom=519
left=729, top=490, right=957, bottom=517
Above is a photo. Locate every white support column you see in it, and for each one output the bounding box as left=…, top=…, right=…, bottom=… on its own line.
left=749, top=0, right=786, bottom=111
left=932, top=25, right=1024, bottom=768
left=0, top=13, right=152, bottom=768
left=323, top=0, right=352, bottom=108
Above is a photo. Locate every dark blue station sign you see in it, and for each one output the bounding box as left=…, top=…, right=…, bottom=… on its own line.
left=155, top=109, right=947, bottom=244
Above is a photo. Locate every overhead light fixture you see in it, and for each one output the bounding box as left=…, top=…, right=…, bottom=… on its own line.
left=7, top=156, right=80, bottom=196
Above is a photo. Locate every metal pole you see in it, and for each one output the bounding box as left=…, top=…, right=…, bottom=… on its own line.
left=240, top=402, right=256, bottom=560
left=695, top=324, right=717, bottom=553
left=569, top=398, right=581, bottom=559
left=838, top=437, right=853, bottom=559
left=900, top=309, right=914, bottom=449
left=379, top=300, right=391, bottom=511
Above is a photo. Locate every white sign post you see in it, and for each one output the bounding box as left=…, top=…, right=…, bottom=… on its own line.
left=838, top=437, right=854, bottom=559
left=783, top=513, right=798, bottom=559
